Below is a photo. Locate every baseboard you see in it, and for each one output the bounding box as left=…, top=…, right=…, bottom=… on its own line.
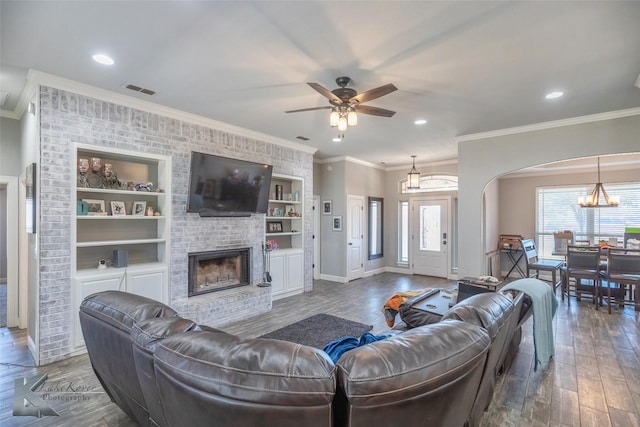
left=319, top=274, right=348, bottom=283
left=363, top=267, right=386, bottom=277
left=386, top=266, right=411, bottom=274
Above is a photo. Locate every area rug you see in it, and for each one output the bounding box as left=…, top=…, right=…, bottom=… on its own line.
left=259, top=313, right=373, bottom=349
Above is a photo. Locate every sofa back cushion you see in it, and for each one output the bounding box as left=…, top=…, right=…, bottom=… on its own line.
left=131, top=317, right=204, bottom=427
left=154, top=330, right=336, bottom=427
left=79, top=291, right=178, bottom=426
left=334, top=319, right=490, bottom=427
left=441, top=292, right=516, bottom=427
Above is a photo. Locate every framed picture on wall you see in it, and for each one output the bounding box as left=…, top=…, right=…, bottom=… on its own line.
left=322, top=200, right=332, bottom=215
left=332, top=215, right=342, bottom=231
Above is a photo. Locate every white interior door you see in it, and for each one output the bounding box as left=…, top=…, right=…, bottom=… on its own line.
left=346, top=195, right=364, bottom=281
left=412, top=198, right=449, bottom=278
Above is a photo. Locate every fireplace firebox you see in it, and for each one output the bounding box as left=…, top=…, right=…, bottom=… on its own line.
left=188, top=248, right=251, bottom=296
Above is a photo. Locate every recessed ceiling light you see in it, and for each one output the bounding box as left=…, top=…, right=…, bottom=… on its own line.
left=545, top=91, right=563, bottom=99
left=414, top=119, right=428, bottom=125
left=332, top=137, right=342, bottom=143
left=92, top=54, right=114, bottom=65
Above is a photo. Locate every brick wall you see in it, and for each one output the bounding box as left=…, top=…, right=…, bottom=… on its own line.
left=38, top=86, right=313, bottom=364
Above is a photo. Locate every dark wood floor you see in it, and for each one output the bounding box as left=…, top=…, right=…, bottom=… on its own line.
left=1, top=273, right=639, bottom=426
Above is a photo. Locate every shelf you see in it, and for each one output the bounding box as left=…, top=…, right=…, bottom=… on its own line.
left=77, top=238, right=166, bottom=248
left=77, top=215, right=166, bottom=220
left=77, top=187, right=165, bottom=197
left=266, top=232, right=301, bottom=237
left=266, top=216, right=302, bottom=220
left=76, top=262, right=166, bottom=276
left=268, top=199, right=301, bottom=204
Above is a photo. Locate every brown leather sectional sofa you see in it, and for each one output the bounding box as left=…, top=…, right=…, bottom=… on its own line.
left=79, top=289, right=531, bottom=427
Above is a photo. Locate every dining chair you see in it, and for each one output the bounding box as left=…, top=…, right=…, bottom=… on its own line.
left=520, top=239, right=564, bottom=292
left=604, top=248, right=640, bottom=314
left=564, top=245, right=602, bottom=308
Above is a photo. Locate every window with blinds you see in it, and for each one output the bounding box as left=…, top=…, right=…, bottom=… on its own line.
left=535, top=182, right=640, bottom=258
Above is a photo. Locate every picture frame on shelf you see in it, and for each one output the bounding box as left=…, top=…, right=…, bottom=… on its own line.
left=267, top=221, right=283, bottom=233
left=83, top=199, right=106, bottom=216
left=332, top=215, right=342, bottom=231
left=323, top=200, right=332, bottom=215
left=133, top=201, right=146, bottom=216
left=111, top=201, right=126, bottom=216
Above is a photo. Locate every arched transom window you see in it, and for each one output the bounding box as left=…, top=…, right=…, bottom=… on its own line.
left=400, top=175, right=458, bottom=193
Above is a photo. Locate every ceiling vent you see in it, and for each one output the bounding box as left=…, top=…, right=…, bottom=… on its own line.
left=125, top=84, right=156, bottom=96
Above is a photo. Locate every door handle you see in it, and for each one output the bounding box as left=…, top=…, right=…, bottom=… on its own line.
left=348, top=242, right=353, bottom=245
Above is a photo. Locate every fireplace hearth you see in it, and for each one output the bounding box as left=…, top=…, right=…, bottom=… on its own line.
left=188, top=248, right=251, bottom=296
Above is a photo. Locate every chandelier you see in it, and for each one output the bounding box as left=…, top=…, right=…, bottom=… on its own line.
left=329, top=106, right=357, bottom=132
left=578, top=157, right=620, bottom=207
left=407, top=155, right=421, bottom=190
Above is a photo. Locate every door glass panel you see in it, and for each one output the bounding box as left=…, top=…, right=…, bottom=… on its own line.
left=419, top=205, right=441, bottom=251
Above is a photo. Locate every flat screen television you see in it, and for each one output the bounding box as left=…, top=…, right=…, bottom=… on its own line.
left=187, top=152, right=273, bottom=216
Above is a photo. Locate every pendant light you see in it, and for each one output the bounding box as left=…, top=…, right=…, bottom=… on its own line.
left=407, top=155, right=421, bottom=190
left=578, top=157, right=620, bottom=207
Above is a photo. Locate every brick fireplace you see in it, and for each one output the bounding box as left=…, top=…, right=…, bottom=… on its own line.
left=188, top=248, right=250, bottom=296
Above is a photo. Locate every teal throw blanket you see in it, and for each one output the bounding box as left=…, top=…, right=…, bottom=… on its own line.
left=502, top=278, right=558, bottom=371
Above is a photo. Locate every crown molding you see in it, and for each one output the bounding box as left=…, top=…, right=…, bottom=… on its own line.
left=22, top=70, right=317, bottom=155
left=314, top=156, right=385, bottom=170
left=385, top=158, right=458, bottom=172
left=0, top=109, right=20, bottom=120
left=314, top=155, right=458, bottom=172
left=456, top=107, right=640, bottom=142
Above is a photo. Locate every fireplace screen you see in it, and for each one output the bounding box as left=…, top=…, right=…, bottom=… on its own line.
left=188, top=248, right=250, bottom=296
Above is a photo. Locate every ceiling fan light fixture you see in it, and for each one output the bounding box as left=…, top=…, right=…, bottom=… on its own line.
left=329, top=110, right=339, bottom=127
left=407, top=155, right=421, bottom=190
left=347, top=109, right=358, bottom=126
left=338, top=115, right=348, bottom=131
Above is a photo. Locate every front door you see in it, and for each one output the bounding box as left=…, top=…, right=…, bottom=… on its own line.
left=346, top=195, right=364, bottom=281
left=412, top=198, right=449, bottom=278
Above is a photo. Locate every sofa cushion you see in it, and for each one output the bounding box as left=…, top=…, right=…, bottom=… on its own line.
left=80, top=290, right=177, bottom=333
left=153, top=330, right=336, bottom=427
left=132, top=317, right=205, bottom=427
left=441, top=292, right=517, bottom=427
left=78, top=291, right=178, bottom=427
left=334, top=319, right=490, bottom=427
left=441, top=292, right=514, bottom=340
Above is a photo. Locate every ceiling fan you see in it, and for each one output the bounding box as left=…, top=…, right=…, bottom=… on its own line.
left=286, top=77, right=397, bottom=132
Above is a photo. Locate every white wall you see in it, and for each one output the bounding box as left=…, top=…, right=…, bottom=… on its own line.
left=0, top=117, right=22, bottom=176
left=458, top=114, right=640, bottom=278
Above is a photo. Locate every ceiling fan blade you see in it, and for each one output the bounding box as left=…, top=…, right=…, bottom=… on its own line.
left=285, top=106, right=332, bottom=113
left=307, top=82, right=343, bottom=104
left=350, top=83, right=397, bottom=104
left=356, top=105, right=396, bottom=117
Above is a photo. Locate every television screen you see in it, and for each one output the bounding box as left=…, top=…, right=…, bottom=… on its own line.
left=187, top=152, right=273, bottom=215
